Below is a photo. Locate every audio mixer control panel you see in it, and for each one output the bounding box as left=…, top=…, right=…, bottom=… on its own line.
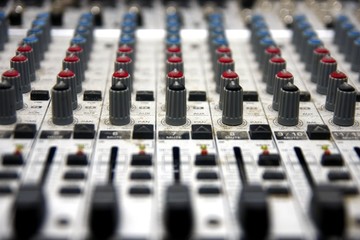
left=0, top=0, right=360, bottom=239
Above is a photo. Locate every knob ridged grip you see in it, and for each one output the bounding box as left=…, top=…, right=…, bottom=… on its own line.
left=0, top=80, right=16, bottom=125
left=265, top=56, right=286, bottom=94
left=57, top=69, right=77, bottom=110
left=16, top=44, right=36, bottom=82
left=310, top=47, right=330, bottom=83
left=11, top=54, right=31, bottom=93
left=52, top=81, right=73, bottom=125
left=278, top=83, right=300, bottom=126
left=272, top=70, right=294, bottom=111
left=325, top=71, right=348, bottom=112
left=63, top=54, right=83, bottom=93
left=333, top=83, right=356, bottom=126
left=219, top=70, right=239, bottom=110
left=166, top=81, right=187, bottom=126
left=109, top=81, right=130, bottom=126
left=222, top=81, right=243, bottom=126
left=215, top=56, right=234, bottom=93
left=2, top=69, right=23, bottom=110
left=316, top=56, right=337, bottom=95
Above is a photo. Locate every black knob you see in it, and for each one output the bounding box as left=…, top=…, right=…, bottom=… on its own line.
left=0, top=80, right=16, bottom=125
left=222, top=81, right=243, bottom=126
left=51, top=81, right=73, bottom=125
left=278, top=83, right=300, bottom=126
left=333, top=83, right=356, bottom=126
left=166, top=80, right=187, bottom=126
left=109, top=81, right=131, bottom=126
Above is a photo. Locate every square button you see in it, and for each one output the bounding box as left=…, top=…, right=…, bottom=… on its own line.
left=188, top=91, right=206, bottom=101
left=14, top=124, right=37, bottom=139
left=30, top=90, right=49, bottom=100
left=83, top=90, right=102, bottom=101
left=136, top=91, right=154, bottom=101
left=249, top=124, right=272, bottom=140
left=306, top=124, right=331, bottom=140
left=191, top=124, right=212, bottom=139
left=73, top=124, right=95, bottom=139
left=133, top=124, right=154, bottom=139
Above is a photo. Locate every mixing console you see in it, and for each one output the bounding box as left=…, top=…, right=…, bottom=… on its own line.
left=1, top=0, right=360, bottom=239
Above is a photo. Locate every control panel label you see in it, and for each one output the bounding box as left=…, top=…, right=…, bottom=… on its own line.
left=332, top=131, right=360, bottom=140
left=216, top=131, right=249, bottom=140
left=40, top=131, right=72, bottom=139
left=274, top=131, right=307, bottom=140
left=99, top=131, right=131, bottom=139
left=0, top=131, right=12, bottom=139
left=158, top=131, right=190, bottom=139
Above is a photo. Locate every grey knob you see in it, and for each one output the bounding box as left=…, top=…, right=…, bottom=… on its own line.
left=71, top=35, right=89, bottom=63
left=166, top=80, right=187, bottom=126
left=310, top=46, right=330, bottom=83
left=316, top=55, right=337, bottom=95
left=2, top=69, right=23, bottom=110
left=117, top=44, right=135, bottom=60
left=27, top=27, right=45, bottom=60
left=260, top=45, right=281, bottom=71
left=67, top=44, right=86, bottom=71
left=215, top=55, right=234, bottom=93
left=22, top=35, right=40, bottom=70
left=344, top=30, right=360, bottom=62
left=57, top=69, right=77, bottom=110
left=52, top=81, right=73, bottom=125
left=299, top=29, right=317, bottom=61
left=112, top=69, right=132, bottom=93
left=256, top=37, right=275, bottom=63
left=304, top=38, right=323, bottom=71
left=109, top=81, right=130, bottom=126
left=0, top=80, right=16, bottom=125
left=63, top=54, right=83, bottom=93
left=0, top=17, right=7, bottom=50
left=272, top=69, right=294, bottom=111
left=293, top=21, right=311, bottom=50
left=166, top=55, right=184, bottom=73
left=10, top=54, right=31, bottom=93
left=222, top=81, right=243, bottom=126
left=114, top=54, right=133, bottom=79
left=350, top=38, right=360, bottom=72
left=338, top=22, right=354, bottom=53
left=166, top=69, right=185, bottom=88
left=325, top=71, right=348, bottom=111
left=16, top=44, right=36, bottom=83
left=333, top=15, right=349, bottom=45
left=278, top=83, right=300, bottom=126
left=333, top=83, right=356, bottom=126
left=265, top=56, right=286, bottom=94
left=219, top=69, right=239, bottom=110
